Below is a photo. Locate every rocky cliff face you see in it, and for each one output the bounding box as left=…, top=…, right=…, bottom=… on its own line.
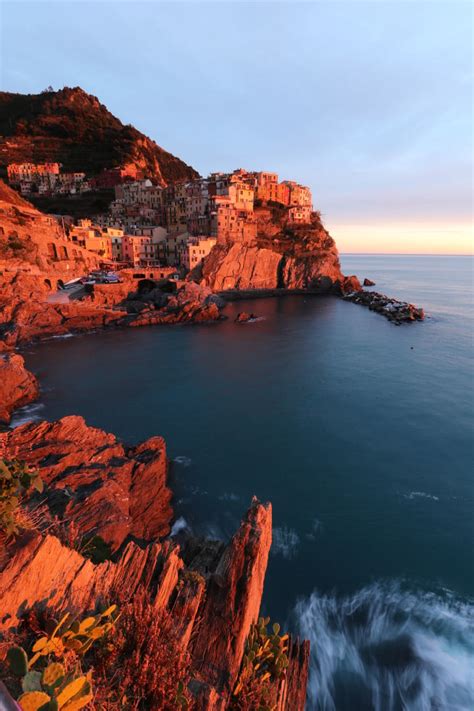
left=200, top=207, right=360, bottom=294
left=0, top=87, right=198, bottom=185
left=0, top=497, right=309, bottom=709
left=0, top=353, right=38, bottom=423
left=0, top=179, right=100, bottom=275
left=0, top=415, right=173, bottom=549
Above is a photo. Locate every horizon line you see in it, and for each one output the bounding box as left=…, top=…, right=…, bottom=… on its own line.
left=340, top=252, right=473, bottom=257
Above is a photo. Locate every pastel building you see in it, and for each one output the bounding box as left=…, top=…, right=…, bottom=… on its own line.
left=183, top=236, right=217, bottom=271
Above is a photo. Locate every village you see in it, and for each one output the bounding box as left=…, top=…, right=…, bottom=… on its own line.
left=6, top=164, right=313, bottom=282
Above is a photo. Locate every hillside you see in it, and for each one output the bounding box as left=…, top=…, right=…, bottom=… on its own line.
left=0, top=86, right=199, bottom=185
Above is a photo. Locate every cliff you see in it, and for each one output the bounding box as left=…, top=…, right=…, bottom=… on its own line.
left=0, top=415, right=173, bottom=549
left=200, top=206, right=361, bottom=294
left=0, top=353, right=38, bottom=424
left=0, top=494, right=309, bottom=709
left=0, top=87, right=198, bottom=186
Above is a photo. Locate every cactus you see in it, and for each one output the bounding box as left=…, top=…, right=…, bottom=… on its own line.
left=22, top=671, right=43, bottom=692
left=42, top=663, right=65, bottom=690
left=17, top=691, right=52, bottom=711
left=231, top=617, right=290, bottom=709
left=6, top=605, right=118, bottom=710
left=7, top=646, right=28, bottom=676
left=0, top=459, right=43, bottom=537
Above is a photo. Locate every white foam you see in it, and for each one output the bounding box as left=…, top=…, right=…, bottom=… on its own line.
left=272, top=526, right=300, bottom=559
left=10, top=403, right=45, bottom=428
left=219, top=492, right=240, bottom=502
left=405, top=491, right=440, bottom=501
left=173, top=455, right=192, bottom=467
left=170, top=516, right=190, bottom=537
left=306, top=518, right=323, bottom=540
left=293, top=580, right=474, bottom=710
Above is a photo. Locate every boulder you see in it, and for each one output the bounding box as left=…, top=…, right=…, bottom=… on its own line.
left=235, top=312, right=257, bottom=323
left=363, top=278, right=376, bottom=286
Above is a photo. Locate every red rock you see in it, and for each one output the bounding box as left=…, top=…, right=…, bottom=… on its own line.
left=338, top=274, right=362, bottom=294
left=200, top=208, right=355, bottom=293
left=0, top=499, right=307, bottom=709
left=190, top=498, right=272, bottom=692
left=0, top=415, right=173, bottom=550
left=0, top=353, right=38, bottom=423
left=235, top=311, right=257, bottom=323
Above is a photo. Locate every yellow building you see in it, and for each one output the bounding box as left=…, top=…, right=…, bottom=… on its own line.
left=183, top=236, right=217, bottom=271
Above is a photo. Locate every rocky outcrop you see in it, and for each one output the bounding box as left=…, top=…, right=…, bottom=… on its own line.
left=363, top=277, right=376, bottom=286
left=200, top=208, right=361, bottom=295
left=0, top=415, right=173, bottom=550
left=0, top=272, right=224, bottom=347
left=343, top=290, right=425, bottom=323
left=0, top=499, right=309, bottom=710
left=0, top=353, right=38, bottom=424
left=235, top=312, right=257, bottom=323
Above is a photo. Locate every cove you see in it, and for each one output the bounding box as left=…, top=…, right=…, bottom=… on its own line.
left=17, top=255, right=474, bottom=710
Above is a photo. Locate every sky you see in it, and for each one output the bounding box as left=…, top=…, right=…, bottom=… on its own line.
left=0, top=0, right=472, bottom=254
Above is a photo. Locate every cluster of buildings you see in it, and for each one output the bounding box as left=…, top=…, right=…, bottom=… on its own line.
left=8, top=164, right=313, bottom=272
left=7, top=163, right=91, bottom=197
left=63, top=219, right=213, bottom=271
left=6, top=162, right=143, bottom=197
left=108, top=169, right=313, bottom=242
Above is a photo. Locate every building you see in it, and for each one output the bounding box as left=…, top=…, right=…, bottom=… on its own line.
left=121, top=235, right=154, bottom=267
left=7, top=163, right=61, bottom=184
left=288, top=205, right=312, bottom=223
left=283, top=181, right=312, bottom=207
left=210, top=196, right=257, bottom=246
left=183, top=236, right=217, bottom=271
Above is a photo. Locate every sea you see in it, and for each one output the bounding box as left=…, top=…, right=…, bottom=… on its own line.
left=13, top=254, right=474, bottom=711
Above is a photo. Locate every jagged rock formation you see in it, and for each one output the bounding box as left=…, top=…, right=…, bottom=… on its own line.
left=0, top=353, right=38, bottom=424
left=0, top=415, right=173, bottom=549
left=0, top=87, right=198, bottom=185
left=0, top=499, right=309, bottom=709
left=200, top=207, right=361, bottom=294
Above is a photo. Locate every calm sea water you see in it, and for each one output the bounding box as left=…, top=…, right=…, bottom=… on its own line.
left=15, top=255, right=474, bottom=710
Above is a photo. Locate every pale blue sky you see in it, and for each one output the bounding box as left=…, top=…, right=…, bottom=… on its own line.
left=1, top=1, right=472, bottom=252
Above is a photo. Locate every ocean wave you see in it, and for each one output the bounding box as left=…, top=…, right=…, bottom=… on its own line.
left=306, top=518, right=323, bottom=540
left=293, top=580, right=474, bottom=711
left=10, top=403, right=45, bottom=427
left=272, top=526, right=300, bottom=559
left=219, top=491, right=240, bottom=502
left=173, top=455, right=192, bottom=467
left=170, top=516, right=191, bottom=536
left=405, top=491, right=440, bottom=501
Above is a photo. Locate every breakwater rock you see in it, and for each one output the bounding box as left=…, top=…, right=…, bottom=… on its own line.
left=343, top=290, right=425, bottom=323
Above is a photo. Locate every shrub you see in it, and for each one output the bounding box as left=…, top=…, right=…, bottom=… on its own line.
left=93, top=590, right=191, bottom=709
left=231, top=617, right=290, bottom=710
left=0, top=459, right=43, bottom=537
left=6, top=607, right=119, bottom=711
